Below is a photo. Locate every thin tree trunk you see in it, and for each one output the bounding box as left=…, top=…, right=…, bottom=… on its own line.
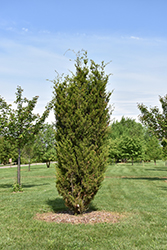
left=17, top=148, right=21, bottom=185
left=46, top=161, right=50, bottom=168
left=28, top=158, right=31, bottom=171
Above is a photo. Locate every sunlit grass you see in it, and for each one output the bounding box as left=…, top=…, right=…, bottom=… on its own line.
left=1, top=161, right=167, bottom=249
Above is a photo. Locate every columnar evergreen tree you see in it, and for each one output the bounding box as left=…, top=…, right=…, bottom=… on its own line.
left=0, top=86, right=52, bottom=187
left=53, top=52, right=112, bottom=214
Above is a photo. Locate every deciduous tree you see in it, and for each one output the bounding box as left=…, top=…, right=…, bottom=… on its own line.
left=0, top=86, right=52, bottom=187
left=119, top=135, right=143, bottom=165
left=138, top=95, right=167, bottom=161
left=138, top=95, right=167, bottom=142
left=0, top=136, right=17, bottom=165
left=108, top=117, right=145, bottom=163
left=145, top=135, right=162, bottom=164
left=33, top=123, right=57, bottom=167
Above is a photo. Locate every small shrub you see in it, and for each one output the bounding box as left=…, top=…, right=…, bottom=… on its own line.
left=12, top=183, right=23, bottom=192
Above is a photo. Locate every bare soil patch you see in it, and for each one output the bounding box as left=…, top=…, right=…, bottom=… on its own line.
left=35, top=210, right=124, bottom=224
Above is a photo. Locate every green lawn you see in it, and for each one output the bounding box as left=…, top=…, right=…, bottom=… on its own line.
left=1, top=161, right=167, bottom=249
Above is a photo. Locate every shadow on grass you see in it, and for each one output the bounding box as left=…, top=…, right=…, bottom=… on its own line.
left=145, top=167, right=167, bottom=172
left=158, top=186, right=167, bottom=191
left=122, top=177, right=167, bottom=181
left=23, top=183, right=50, bottom=188
left=46, top=198, right=98, bottom=213
left=0, top=183, right=50, bottom=189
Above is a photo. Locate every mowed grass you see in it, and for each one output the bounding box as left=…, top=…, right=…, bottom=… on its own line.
left=1, top=161, right=167, bottom=249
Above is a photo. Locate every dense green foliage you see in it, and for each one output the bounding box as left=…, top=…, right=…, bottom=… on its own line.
left=53, top=52, right=111, bottom=214
left=108, top=117, right=163, bottom=164
left=144, top=133, right=162, bottom=164
left=118, top=135, right=143, bottom=165
left=0, top=86, right=52, bottom=186
left=1, top=162, right=167, bottom=249
left=0, top=136, right=17, bottom=165
left=108, top=117, right=144, bottom=163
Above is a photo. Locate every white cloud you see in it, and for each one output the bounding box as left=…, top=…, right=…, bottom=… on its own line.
left=130, top=36, right=140, bottom=40
left=39, top=30, right=51, bottom=34
left=22, top=28, right=28, bottom=32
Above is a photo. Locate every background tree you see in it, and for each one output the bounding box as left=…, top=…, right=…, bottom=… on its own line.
left=0, top=136, right=17, bottom=165
left=108, top=117, right=144, bottom=138
left=138, top=95, right=167, bottom=164
left=145, top=134, right=162, bottom=164
left=22, top=142, right=35, bottom=171
left=118, top=135, right=143, bottom=165
left=108, top=138, right=122, bottom=163
left=108, top=117, right=145, bottom=163
left=0, top=86, right=52, bottom=187
left=33, top=123, right=57, bottom=167
left=53, top=51, right=112, bottom=214
left=138, top=95, right=167, bottom=143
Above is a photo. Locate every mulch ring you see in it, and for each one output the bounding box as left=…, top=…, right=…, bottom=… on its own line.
left=35, top=210, right=125, bottom=224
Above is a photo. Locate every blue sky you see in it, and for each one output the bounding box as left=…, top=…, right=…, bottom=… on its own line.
left=0, top=0, right=167, bottom=123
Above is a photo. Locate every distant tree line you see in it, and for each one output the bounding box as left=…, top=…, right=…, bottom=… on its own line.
left=107, top=117, right=162, bottom=165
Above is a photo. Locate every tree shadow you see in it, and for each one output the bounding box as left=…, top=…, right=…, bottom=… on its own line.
left=145, top=167, right=167, bottom=172
left=46, top=198, right=98, bottom=213
left=0, top=184, right=13, bottom=189
left=23, top=183, right=50, bottom=188
left=122, top=177, right=167, bottom=181
left=0, top=183, right=50, bottom=189
left=158, top=186, right=167, bottom=191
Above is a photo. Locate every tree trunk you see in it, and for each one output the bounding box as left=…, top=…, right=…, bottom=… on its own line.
left=132, top=158, right=134, bottom=165
left=17, top=148, right=21, bottom=185
left=28, top=158, right=31, bottom=171
left=46, top=161, right=50, bottom=168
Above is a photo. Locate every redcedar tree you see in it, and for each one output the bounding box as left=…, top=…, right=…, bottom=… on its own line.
left=53, top=52, right=112, bottom=214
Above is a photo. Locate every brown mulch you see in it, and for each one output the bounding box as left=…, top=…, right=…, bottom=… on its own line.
left=35, top=210, right=124, bottom=225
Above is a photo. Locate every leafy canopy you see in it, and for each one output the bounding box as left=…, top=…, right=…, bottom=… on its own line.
left=0, top=86, right=52, bottom=185
left=138, top=95, right=167, bottom=159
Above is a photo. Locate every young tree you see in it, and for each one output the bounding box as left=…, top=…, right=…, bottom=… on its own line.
left=138, top=95, right=167, bottom=162
left=108, top=117, right=145, bottom=163
left=119, top=135, right=143, bottom=165
left=53, top=51, right=112, bottom=214
left=0, top=86, right=52, bottom=187
left=108, top=138, right=122, bottom=163
left=22, top=142, right=35, bottom=171
left=33, top=123, right=57, bottom=167
left=138, top=95, right=167, bottom=142
left=145, top=135, right=162, bottom=164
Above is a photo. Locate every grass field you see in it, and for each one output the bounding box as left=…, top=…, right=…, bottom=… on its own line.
left=1, top=161, right=167, bottom=249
